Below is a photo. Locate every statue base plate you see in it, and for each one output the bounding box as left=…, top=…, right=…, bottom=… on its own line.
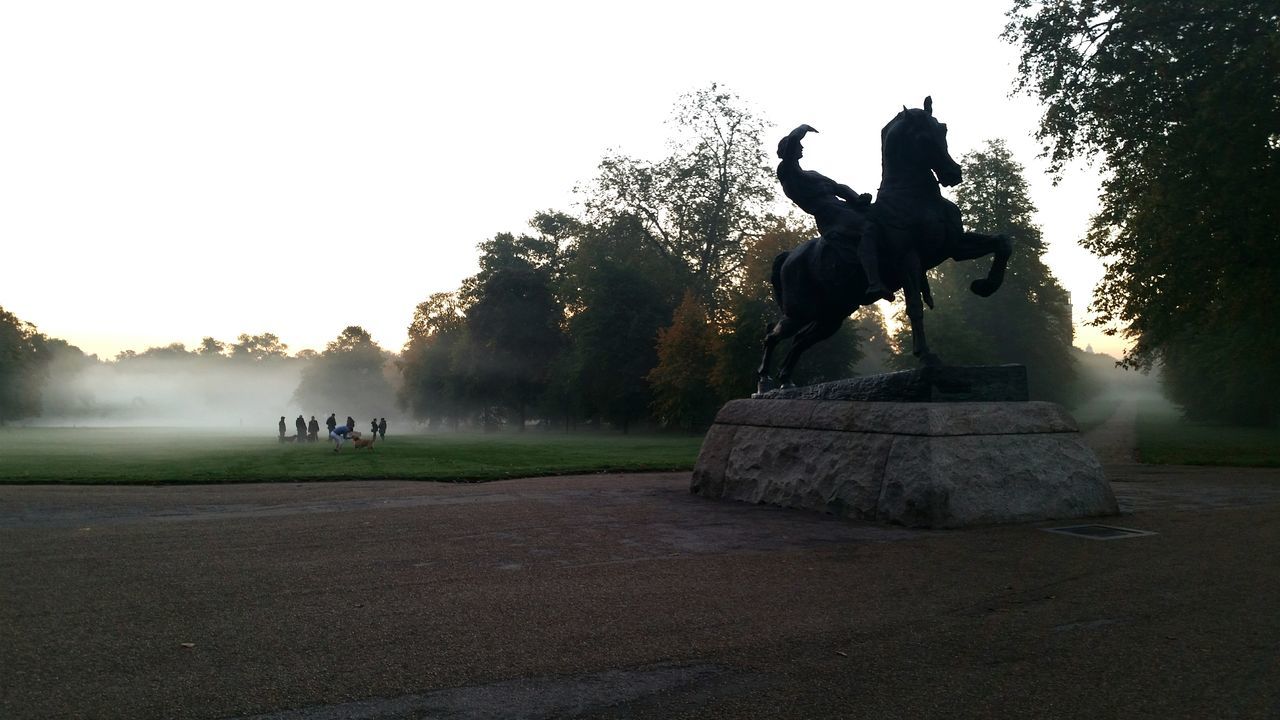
left=692, top=399, right=1116, bottom=528
left=754, top=364, right=1029, bottom=402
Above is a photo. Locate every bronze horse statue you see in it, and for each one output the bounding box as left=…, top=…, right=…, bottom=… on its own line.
left=757, top=97, right=1012, bottom=393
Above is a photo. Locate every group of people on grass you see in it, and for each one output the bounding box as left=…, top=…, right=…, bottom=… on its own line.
left=277, top=413, right=387, bottom=451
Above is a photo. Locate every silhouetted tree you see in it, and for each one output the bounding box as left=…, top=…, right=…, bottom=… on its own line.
left=563, top=215, right=677, bottom=432
left=1005, top=1, right=1280, bottom=422
left=0, top=307, right=51, bottom=424
left=137, top=342, right=193, bottom=359
left=398, top=292, right=469, bottom=428
left=464, top=234, right=565, bottom=430
left=586, top=83, right=773, bottom=316
left=849, top=306, right=891, bottom=376
left=229, top=333, right=289, bottom=361
left=293, top=326, right=396, bottom=420
left=647, top=292, right=720, bottom=431
left=196, top=337, right=227, bottom=357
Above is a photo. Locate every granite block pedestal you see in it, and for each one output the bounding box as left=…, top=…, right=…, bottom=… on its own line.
left=694, top=367, right=1117, bottom=528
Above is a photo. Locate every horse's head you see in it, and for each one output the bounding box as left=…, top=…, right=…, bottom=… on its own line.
left=881, top=96, right=962, bottom=188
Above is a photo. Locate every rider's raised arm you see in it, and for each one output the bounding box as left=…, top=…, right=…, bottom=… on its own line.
left=834, top=183, right=873, bottom=206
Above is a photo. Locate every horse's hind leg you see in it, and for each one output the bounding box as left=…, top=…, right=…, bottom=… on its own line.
left=776, top=315, right=845, bottom=387
left=951, top=231, right=1012, bottom=297
left=901, top=251, right=941, bottom=366
left=757, top=315, right=802, bottom=394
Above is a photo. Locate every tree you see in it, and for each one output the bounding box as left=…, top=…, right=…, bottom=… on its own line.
left=0, top=306, right=51, bottom=424
left=398, top=292, right=470, bottom=428
left=229, top=333, right=289, bottom=361
left=586, top=84, right=774, bottom=316
left=850, top=305, right=892, bottom=377
left=647, top=291, right=720, bottom=431
left=464, top=252, right=565, bottom=430
left=137, top=342, right=193, bottom=360
left=196, top=337, right=227, bottom=358
left=889, top=140, right=1077, bottom=404
left=562, top=215, right=677, bottom=432
left=1005, top=2, right=1280, bottom=422
left=293, top=326, right=396, bottom=420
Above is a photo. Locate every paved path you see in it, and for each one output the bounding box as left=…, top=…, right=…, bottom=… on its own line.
left=2, top=466, right=1279, bottom=719
left=1082, top=397, right=1139, bottom=464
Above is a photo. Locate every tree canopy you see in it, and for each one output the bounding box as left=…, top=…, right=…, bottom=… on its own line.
left=1005, top=1, right=1280, bottom=422
left=586, top=84, right=774, bottom=316
left=0, top=307, right=51, bottom=424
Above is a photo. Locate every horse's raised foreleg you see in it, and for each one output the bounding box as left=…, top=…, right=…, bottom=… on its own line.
left=901, top=251, right=941, bottom=366
left=951, top=232, right=1012, bottom=297
left=757, top=315, right=802, bottom=395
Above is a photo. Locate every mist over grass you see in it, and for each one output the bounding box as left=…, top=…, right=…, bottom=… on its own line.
left=34, top=356, right=308, bottom=428
left=0, top=428, right=702, bottom=484
left=27, top=351, right=407, bottom=431
left=1070, top=346, right=1173, bottom=416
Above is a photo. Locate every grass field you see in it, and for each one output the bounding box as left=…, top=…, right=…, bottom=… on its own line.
left=1136, top=399, right=1280, bottom=467
left=0, top=428, right=705, bottom=484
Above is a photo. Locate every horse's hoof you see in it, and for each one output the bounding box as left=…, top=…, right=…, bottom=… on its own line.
left=756, top=377, right=777, bottom=396
left=970, top=279, right=997, bottom=297
left=779, top=381, right=797, bottom=390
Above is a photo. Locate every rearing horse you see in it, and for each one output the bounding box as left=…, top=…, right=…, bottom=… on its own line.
left=757, top=97, right=1012, bottom=393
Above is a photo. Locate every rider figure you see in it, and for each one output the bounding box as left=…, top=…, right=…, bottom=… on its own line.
left=776, top=124, right=894, bottom=303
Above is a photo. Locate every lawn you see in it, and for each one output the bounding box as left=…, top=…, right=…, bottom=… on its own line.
left=0, top=428, right=705, bottom=484
left=1136, top=399, right=1280, bottom=467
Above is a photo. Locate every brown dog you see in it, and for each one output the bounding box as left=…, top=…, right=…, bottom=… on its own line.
left=352, top=435, right=376, bottom=450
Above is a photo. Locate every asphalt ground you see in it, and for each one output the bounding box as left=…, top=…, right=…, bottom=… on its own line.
left=3, top=461, right=1280, bottom=720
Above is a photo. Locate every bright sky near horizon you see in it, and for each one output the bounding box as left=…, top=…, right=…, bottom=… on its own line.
left=1, top=0, right=1121, bottom=360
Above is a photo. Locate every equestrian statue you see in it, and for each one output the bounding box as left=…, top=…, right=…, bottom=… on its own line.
left=757, top=96, right=1013, bottom=394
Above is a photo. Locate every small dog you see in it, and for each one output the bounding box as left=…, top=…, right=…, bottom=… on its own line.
left=352, top=435, right=376, bottom=450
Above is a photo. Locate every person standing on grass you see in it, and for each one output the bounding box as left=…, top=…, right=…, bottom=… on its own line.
left=378, top=418, right=387, bottom=441
left=278, top=416, right=286, bottom=439
left=308, top=416, right=320, bottom=442
left=330, top=422, right=353, bottom=452
left=370, top=419, right=378, bottom=439
left=346, top=416, right=355, bottom=435
left=326, top=413, right=337, bottom=435
left=295, top=415, right=307, bottom=443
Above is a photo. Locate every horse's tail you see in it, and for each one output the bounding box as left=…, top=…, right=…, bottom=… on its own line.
left=770, top=251, right=789, bottom=308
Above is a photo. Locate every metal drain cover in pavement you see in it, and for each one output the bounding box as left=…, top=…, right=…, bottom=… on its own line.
left=1043, top=524, right=1157, bottom=540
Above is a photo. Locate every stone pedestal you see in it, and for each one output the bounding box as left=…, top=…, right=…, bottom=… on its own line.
left=691, top=399, right=1117, bottom=528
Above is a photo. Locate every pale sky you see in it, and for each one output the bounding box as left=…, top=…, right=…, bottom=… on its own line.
left=0, top=0, right=1120, bottom=359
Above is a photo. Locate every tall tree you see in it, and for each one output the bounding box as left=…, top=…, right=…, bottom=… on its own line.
left=398, top=292, right=469, bottom=428
left=196, top=337, right=228, bottom=358
left=1005, top=2, right=1280, bottom=422
left=462, top=232, right=566, bottom=429
left=586, top=83, right=773, bottom=315
left=0, top=307, right=51, bottom=424
left=563, top=215, right=677, bottom=432
left=293, top=326, right=396, bottom=421
left=229, top=333, right=289, bottom=361
left=890, top=140, right=1077, bottom=403
left=647, top=291, right=721, bottom=431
